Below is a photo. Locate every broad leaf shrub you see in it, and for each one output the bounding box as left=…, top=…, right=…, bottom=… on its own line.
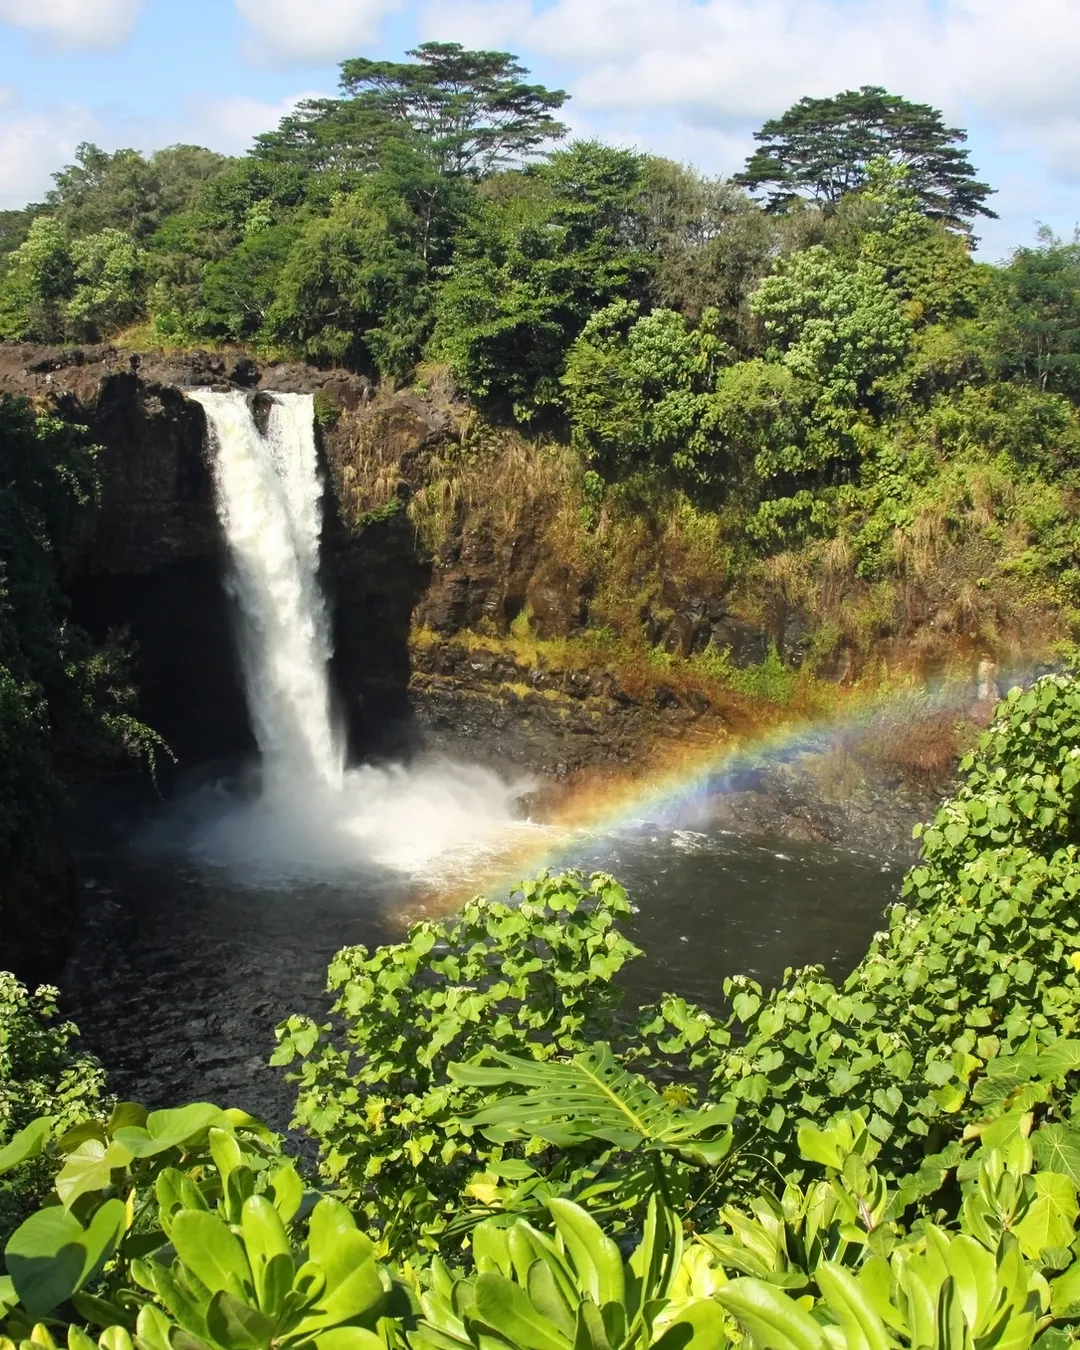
left=10, top=1074, right=1080, bottom=1350
left=650, top=673, right=1080, bottom=1192
left=272, top=674, right=1080, bottom=1257
left=271, top=873, right=640, bottom=1256
left=9, top=674, right=1080, bottom=1348
left=0, top=975, right=105, bottom=1244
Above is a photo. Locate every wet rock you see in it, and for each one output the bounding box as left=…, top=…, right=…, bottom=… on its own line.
left=230, top=357, right=261, bottom=388
left=663, top=612, right=697, bottom=657
left=780, top=610, right=813, bottom=669
left=527, top=566, right=585, bottom=639
left=711, top=618, right=768, bottom=668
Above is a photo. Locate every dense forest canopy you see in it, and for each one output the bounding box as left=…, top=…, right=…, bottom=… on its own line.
left=2, top=47, right=1080, bottom=648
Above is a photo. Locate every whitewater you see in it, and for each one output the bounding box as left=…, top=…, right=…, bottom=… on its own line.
left=146, top=390, right=535, bottom=884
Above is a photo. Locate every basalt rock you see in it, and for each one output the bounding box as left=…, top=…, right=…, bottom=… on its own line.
left=0, top=344, right=421, bottom=766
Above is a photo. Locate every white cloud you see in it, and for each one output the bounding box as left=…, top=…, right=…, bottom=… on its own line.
left=0, top=90, right=325, bottom=214
left=0, top=0, right=141, bottom=49
left=417, top=0, right=1080, bottom=186
left=235, top=0, right=403, bottom=66
left=175, top=91, right=323, bottom=155
left=0, top=105, right=100, bottom=210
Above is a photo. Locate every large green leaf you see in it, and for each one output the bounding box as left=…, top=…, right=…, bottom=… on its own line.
left=1014, top=1173, right=1079, bottom=1259
left=547, top=1199, right=625, bottom=1308
left=472, top=1272, right=574, bottom=1350
left=0, top=1117, right=52, bottom=1177
left=55, top=1139, right=134, bottom=1208
left=450, top=1044, right=732, bottom=1154
left=716, top=1278, right=827, bottom=1350
left=170, top=1210, right=253, bottom=1298
left=1032, top=1124, right=1080, bottom=1185
left=113, top=1103, right=228, bottom=1157
left=653, top=1299, right=728, bottom=1350
left=815, top=1261, right=892, bottom=1350
left=205, top=1289, right=276, bottom=1350
left=5, top=1197, right=126, bottom=1318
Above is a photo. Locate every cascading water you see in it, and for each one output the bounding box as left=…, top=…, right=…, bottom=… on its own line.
left=191, top=392, right=342, bottom=788
left=144, top=390, right=536, bottom=886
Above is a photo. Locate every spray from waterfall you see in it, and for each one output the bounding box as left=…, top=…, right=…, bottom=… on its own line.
left=144, top=390, right=535, bottom=886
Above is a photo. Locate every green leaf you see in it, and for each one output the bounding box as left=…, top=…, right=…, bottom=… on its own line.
left=815, top=1262, right=891, bottom=1350
left=5, top=1197, right=126, bottom=1319
left=170, top=1210, right=252, bottom=1298
left=652, top=1300, right=728, bottom=1350
left=1032, top=1125, right=1080, bottom=1184
left=308, top=1198, right=363, bottom=1285
left=205, top=1290, right=275, bottom=1350
left=55, top=1140, right=133, bottom=1208
left=717, top=1278, right=827, bottom=1350
left=472, top=1272, right=574, bottom=1350
left=547, top=1200, right=625, bottom=1309
left=311, top=1332, right=385, bottom=1350
left=269, top=1162, right=303, bottom=1224
left=113, top=1104, right=226, bottom=1157
left=1051, top=1261, right=1080, bottom=1317
left=0, top=1118, right=52, bottom=1176
left=452, top=1044, right=731, bottom=1154
left=1015, top=1173, right=1079, bottom=1258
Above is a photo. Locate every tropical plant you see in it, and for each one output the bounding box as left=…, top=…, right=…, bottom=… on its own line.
left=272, top=872, right=641, bottom=1257
left=0, top=977, right=105, bottom=1245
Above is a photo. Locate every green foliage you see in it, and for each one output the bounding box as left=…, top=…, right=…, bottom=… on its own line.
left=432, top=142, right=649, bottom=413
left=750, top=246, right=912, bottom=425
left=737, top=85, right=996, bottom=230
left=0, top=397, right=165, bottom=969
left=415, top=1195, right=725, bottom=1350
left=265, top=185, right=428, bottom=375
left=9, top=678, right=1080, bottom=1349
left=995, top=231, right=1080, bottom=397
left=563, top=302, right=729, bottom=482
left=0, top=217, right=74, bottom=341
left=271, top=873, right=640, bottom=1256
left=0, top=976, right=105, bottom=1244
left=66, top=230, right=147, bottom=340
left=255, top=42, right=568, bottom=179
left=43, top=142, right=229, bottom=239
left=637, top=158, right=774, bottom=330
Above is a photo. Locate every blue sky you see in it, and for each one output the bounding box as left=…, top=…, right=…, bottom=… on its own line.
left=1, top=0, right=1078, bottom=260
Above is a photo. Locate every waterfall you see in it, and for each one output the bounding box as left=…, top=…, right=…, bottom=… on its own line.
left=159, top=388, right=536, bottom=886
left=191, top=391, right=343, bottom=789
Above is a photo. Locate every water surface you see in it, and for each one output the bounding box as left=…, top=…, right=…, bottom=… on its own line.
left=66, top=802, right=901, bottom=1127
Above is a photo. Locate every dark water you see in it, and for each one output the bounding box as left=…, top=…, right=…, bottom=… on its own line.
left=65, top=780, right=903, bottom=1128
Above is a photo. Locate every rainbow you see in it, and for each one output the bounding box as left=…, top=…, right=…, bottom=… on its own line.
left=412, top=668, right=1025, bottom=916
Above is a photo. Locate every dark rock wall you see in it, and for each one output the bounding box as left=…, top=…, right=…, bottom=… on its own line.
left=0, top=343, right=423, bottom=770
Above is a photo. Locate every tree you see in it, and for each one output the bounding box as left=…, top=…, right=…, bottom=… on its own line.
left=995, top=230, right=1080, bottom=396
left=44, top=142, right=229, bottom=239
left=737, top=86, right=995, bottom=231
left=637, top=156, right=776, bottom=336
left=0, top=217, right=73, bottom=342
left=255, top=42, right=569, bottom=179
left=66, top=228, right=148, bottom=339
left=266, top=184, right=429, bottom=376
left=431, top=142, right=649, bottom=414
left=563, top=301, right=731, bottom=483
left=197, top=221, right=302, bottom=343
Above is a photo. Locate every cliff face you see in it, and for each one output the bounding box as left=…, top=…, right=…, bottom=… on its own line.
left=0, top=344, right=427, bottom=766
left=0, top=342, right=1002, bottom=878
